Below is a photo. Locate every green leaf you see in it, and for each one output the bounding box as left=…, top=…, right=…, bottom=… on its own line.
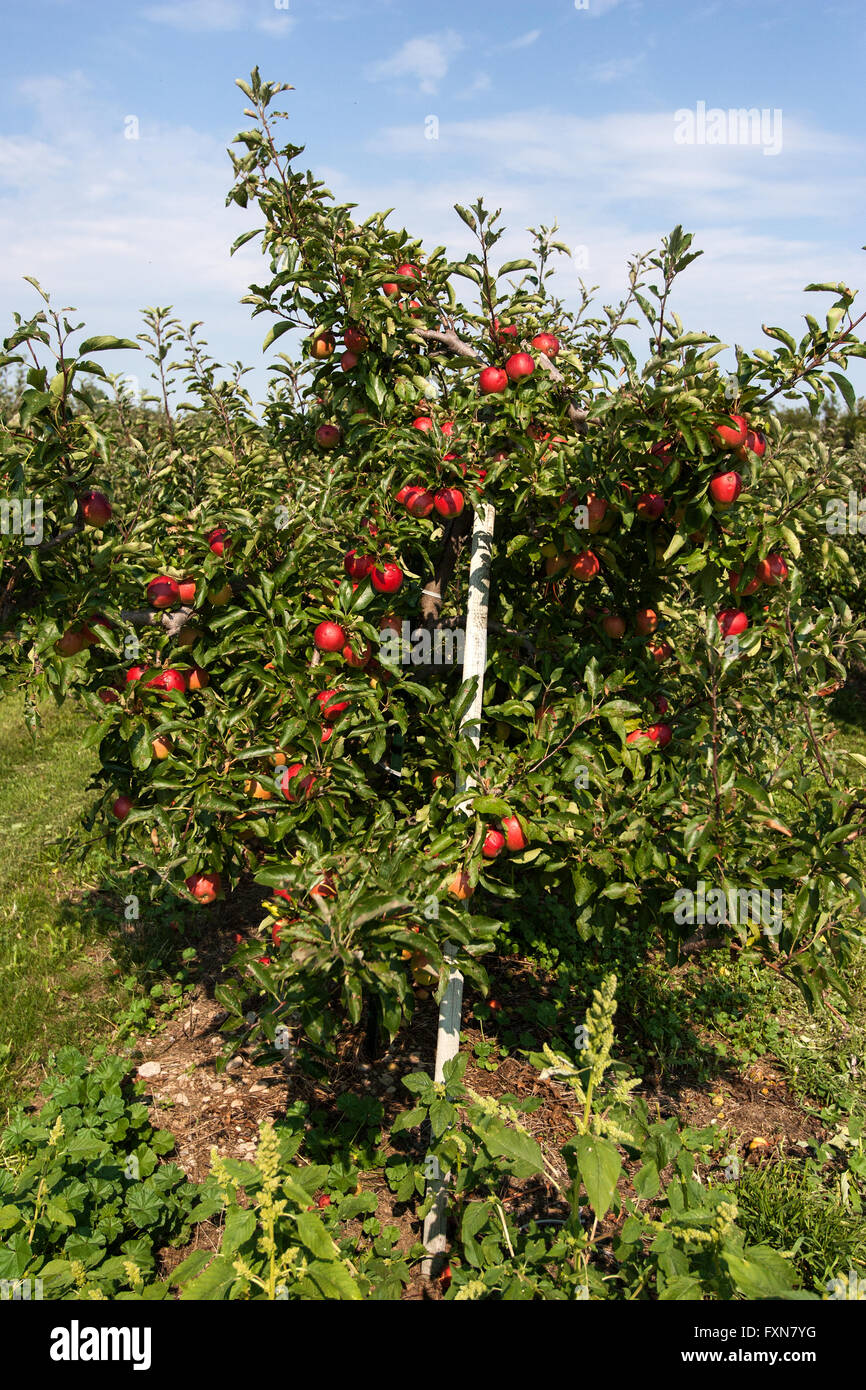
left=574, top=1134, right=621, bottom=1218
left=78, top=336, right=140, bottom=353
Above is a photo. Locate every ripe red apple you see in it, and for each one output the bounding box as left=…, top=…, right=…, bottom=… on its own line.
left=505, top=353, right=534, bottom=382
left=342, top=641, right=372, bottom=669
left=571, top=550, right=600, bottom=581
left=370, top=562, right=403, bottom=594
left=382, top=282, right=400, bottom=298
left=396, top=262, right=420, bottom=281
left=206, top=527, right=229, bottom=557
left=316, top=689, right=350, bottom=721
left=340, top=351, right=358, bottom=372
left=718, top=608, right=749, bottom=638
left=112, top=795, right=134, bottom=821
left=441, top=421, right=455, bottom=437
left=79, top=490, right=112, bottom=527
left=649, top=440, right=675, bottom=468
left=626, top=730, right=646, bottom=746
left=728, top=569, right=762, bottom=597
left=311, top=873, right=337, bottom=899
left=653, top=695, right=670, bottom=715
left=758, top=553, right=788, bottom=586
left=314, top=620, right=347, bottom=653
left=492, top=318, right=519, bottom=344
left=635, top=608, right=658, bottom=637
left=178, top=578, right=196, bottom=605
left=636, top=492, right=667, bottom=521
left=56, top=629, right=86, bottom=657
left=344, top=550, right=373, bottom=580
left=406, top=488, right=435, bottom=518
left=646, top=723, right=672, bottom=748
left=736, top=427, right=768, bottom=463
left=147, top=575, right=180, bottom=610
left=482, top=828, right=505, bottom=859
left=311, top=332, right=335, bottom=359
left=344, top=326, right=368, bottom=354
left=603, top=614, right=626, bottom=639
left=709, top=471, right=743, bottom=509
left=274, top=888, right=294, bottom=903
left=315, top=424, right=341, bottom=449
left=412, top=416, right=434, bottom=433
left=479, top=366, right=508, bottom=395
left=433, top=488, right=464, bottom=518
left=187, top=666, right=209, bottom=691
left=649, top=640, right=673, bottom=664
left=531, top=333, right=560, bottom=357
left=146, top=668, right=186, bottom=695
left=501, top=816, right=528, bottom=852
left=714, top=414, right=749, bottom=451
left=185, top=871, right=221, bottom=904
left=280, top=763, right=316, bottom=802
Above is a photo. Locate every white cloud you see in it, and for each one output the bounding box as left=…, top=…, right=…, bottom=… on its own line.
left=503, top=29, right=541, bottom=50
left=366, top=31, right=464, bottom=95
left=582, top=0, right=628, bottom=16
left=587, top=54, right=645, bottom=84
left=141, top=0, right=295, bottom=35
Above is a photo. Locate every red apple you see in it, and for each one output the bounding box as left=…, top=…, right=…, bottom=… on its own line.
left=433, top=488, right=464, bottom=518
left=709, top=471, right=743, bottom=509
left=482, top=828, right=505, bottom=859
left=729, top=568, right=761, bottom=596
left=406, top=488, right=435, bottom=518
left=736, top=427, right=768, bottom=463
left=79, top=490, right=112, bottom=527
left=396, top=262, right=420, bottom=281
left=635, top=608, right=658, bottom=637
left=314, top=620, right=347, bottom=653
left=412, top=416, right=434, bottom=433
left=649, top=440, right=675, bottom=468
left=585, top=494, right=609, bottom=533
left=316, top=689, right=350, bottom=721
left=146, top=668, right=186, bottom=696
left=479, top=366, right=508, bottom=395
left=714, top=414, right=749, bottom=451
left=178, top=578, right=196, bottom=605
left=571, top=550, right=600, bottom=581
left=370, top=563, right=403, bottom=594
left=653, top=695, right=670, bottom=715
left=501, top=816, right=527, bottom=852
left=492, top=318, right=519, bottom=344
left=505, top=352, right=534, bottom=382
left=646, top=723, right=672, bottom=748
left=279, top=763, right=316, bottom=802
left=344, top=550, right=373, bottom=580
left=342, top=641, right=372, bottom=669
left=344, top=326, right=368, bottom=354
left=636, top=492, right=667, bottom=521
left=126, top=664, right=148, bottom=684
left=340, top=351, right=358, bottom=372
left=112, top=795, right=134, bottom=821
left=649, top=640, right=673, bottom=664
left=315, top=424, right=341, bottom=449
left=603, top=614, right=626, bottom=639
left=206, top=527, right=229, bottom=557
left=718, top=608, right=749, bottom=638
left=531, top=332, right=560, bottom=357
left=758, top=553, right=788, bottom=586
left=147, top=575, right=180, bottom=610
left=185, top=871, right=221, bottom=904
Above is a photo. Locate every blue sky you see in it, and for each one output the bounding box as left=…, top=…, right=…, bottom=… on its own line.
left=1, top=0, right=864, bottom=407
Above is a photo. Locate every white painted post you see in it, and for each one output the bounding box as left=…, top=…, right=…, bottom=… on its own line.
left=422, top=501, right=496, bottom=1276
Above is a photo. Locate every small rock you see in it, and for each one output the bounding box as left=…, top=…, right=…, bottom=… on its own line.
left=174, top=1093, right=189, bottom=1106
left=249, top=1084, right=268, bottom=1095
left=226, top=1057, right=244, bottom=1074
left=137, top=1062, right=161, bottom=1078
